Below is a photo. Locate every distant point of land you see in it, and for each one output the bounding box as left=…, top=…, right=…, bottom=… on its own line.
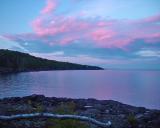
left=0, top=49, right=103, bottom=73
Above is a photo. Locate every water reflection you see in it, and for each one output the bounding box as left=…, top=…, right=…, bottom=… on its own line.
left=0, top=70, right=160, bottom=109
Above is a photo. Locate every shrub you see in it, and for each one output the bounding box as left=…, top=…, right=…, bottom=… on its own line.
left=46, top=119, right=89, bottom=128
left=54, top=101, right=77, bottom=114
left=127, top=114, right=138, bottom=128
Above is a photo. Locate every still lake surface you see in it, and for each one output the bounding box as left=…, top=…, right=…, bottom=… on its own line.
left=0, top=70, right=160, bottom=109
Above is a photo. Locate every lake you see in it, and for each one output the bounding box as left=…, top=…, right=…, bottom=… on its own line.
left=0, top=70, right=160, bottom=109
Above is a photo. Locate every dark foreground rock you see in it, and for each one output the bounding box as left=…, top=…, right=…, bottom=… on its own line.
left=0, top=95, right=159, bottom=128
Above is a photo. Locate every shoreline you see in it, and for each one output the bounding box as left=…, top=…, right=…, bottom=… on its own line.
left=0, top=68, right=104, bottom=74
left=0, top=95, right=159, bottom=110
left=0, top=94, right=160, bottom=128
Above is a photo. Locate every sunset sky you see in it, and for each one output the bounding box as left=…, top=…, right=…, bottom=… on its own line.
left=0, top=0, right=160, bottom=69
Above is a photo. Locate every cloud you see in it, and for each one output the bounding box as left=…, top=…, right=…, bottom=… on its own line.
left=3, top=0, right=160, bottom=49
left=0, top=36, right=28, bottom=52
left=31, top=51, right=64, bottom=59
left=142, top=14, right=160, bottom=23
left=135, top=50, right=160, bottom=57
left=24, top=12, right=160, bottom=49
left=30, top=52, right=127, bottom=66
left=91, top=29, right=115, bottom=43
left=41, top=0, right=57, bottom=14
left=30, top=52, right=160, bottom=69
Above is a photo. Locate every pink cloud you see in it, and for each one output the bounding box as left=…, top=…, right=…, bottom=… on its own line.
left=91, top=29, right=115, bottom=43
left=89, top=29, right=134, bottom=48
left=4, top=0, right=160, bottom=49
left=41, top=0, right=56, bottom=14
left=27, top=0, right=159, bottom=48
left=143, top=33, right=160, bottom=43
left=143, top=14, right=160, bottom=23
left=97, top=21, right=114, bottom=27
left=31, top=16, right=91, bottom=37
left=31, top=18, right=45, bottom=36
left=60, top=37, right=76, bottom=45
left=8, top=14, right=160, bottom=49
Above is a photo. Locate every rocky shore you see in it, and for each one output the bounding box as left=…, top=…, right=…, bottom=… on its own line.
left=0, top=95, right=160, bottom=128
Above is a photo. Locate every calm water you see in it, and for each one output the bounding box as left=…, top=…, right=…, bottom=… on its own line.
left=0, top=70, right=160, bottom=109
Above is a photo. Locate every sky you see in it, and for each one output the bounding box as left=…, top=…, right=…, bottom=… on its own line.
left=0, top=0, right=160, bottom=69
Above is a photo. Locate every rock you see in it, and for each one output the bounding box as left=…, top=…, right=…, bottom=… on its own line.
left=135, top=114, right=143, bottom=119
left=84, top=105, right=93, bottom=108
left=0, top=95, right=159, bottom=128
left=105, top=109, right=110, bottom=114
left=118, top=114, right=125, bottom=118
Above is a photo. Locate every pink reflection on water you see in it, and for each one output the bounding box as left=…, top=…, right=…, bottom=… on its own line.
left=0, top=70, right=160, bottom=109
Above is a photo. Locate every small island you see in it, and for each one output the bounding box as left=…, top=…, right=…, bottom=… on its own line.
left=0, top=49, right=103, bottom=74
